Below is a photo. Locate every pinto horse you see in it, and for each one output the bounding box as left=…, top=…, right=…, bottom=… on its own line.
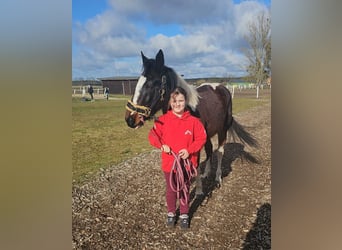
left=125, top=49, right=258, bottom=195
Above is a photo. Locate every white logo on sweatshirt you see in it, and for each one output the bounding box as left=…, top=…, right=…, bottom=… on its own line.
left=184, top=130, right=192, bottom=135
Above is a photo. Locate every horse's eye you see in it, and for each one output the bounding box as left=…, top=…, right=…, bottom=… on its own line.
left=145, top=80, right=159, bottom=89
left=145, top=81, right=154, bottom=88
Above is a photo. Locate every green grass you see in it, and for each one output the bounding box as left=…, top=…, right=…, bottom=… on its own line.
left=72, top=97, right=154, bottom=184
left=232, top=97, right=268, bottom=114
left=72, top=93, right=270, bottom=185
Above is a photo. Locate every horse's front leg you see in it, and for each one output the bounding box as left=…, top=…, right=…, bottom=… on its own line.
left=201, top=139, right=213, bottom=178
left=201, top=159, right=211, bottom=178
left=215, top=145, right=224, bottom=187
left=195, top=150, right=206, bottom=195
left=195, top=174, right=204, bottom=195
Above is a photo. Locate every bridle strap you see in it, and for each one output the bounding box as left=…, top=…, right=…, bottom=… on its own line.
left=126, top=74, right=168, bottom=117
left=125, top=100, right=151, bottom=117
left=160, top=75, right=167, bottom=101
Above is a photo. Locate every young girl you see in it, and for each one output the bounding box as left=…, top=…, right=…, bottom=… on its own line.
left=148, top=87, right=207, bottom=229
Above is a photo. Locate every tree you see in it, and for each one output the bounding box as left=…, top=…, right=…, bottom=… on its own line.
left=243, top=11, right=271, bottom=98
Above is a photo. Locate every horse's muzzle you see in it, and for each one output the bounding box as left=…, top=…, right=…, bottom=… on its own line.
left=125, top=115, right=136, bottom=128
left=125, top=100, right=151, bottom=128
left=125, top=111, right=145, bottom=129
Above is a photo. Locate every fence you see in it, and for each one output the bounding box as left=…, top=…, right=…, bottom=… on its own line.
left=72, top=86, right=104, bottom=95
left=71, top=84, right=271, bottom=99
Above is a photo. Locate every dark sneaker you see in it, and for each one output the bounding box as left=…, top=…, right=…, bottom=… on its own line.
left=167, top=212, right=175, bottom=227
left=179, top=214, right=189, bottom=229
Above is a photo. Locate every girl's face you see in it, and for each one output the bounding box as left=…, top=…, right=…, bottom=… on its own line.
left=170, top=93, right=186, bottom=116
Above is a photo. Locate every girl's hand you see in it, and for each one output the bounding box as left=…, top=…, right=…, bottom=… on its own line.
left=161, top=145, right=171, bottom=154
left=178, top=149, right=189, bottom=159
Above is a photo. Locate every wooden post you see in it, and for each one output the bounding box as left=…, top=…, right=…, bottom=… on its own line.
left=128, top=80, right=131, bottom=95
left=256, top=85, right=259, bottom=99
left=122, top=81, right=125, bottom=95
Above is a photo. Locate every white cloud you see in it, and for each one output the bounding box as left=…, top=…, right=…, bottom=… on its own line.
left=149, top=34, right=217, bottom=59
left=108, top=0, right=234, bottom=24
left=233, top=1, right=270, bottom=38
left=72, top=0, right=270, bottom=78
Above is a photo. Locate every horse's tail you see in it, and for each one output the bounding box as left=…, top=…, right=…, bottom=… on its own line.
left=229, top=118, right=259, bottom=148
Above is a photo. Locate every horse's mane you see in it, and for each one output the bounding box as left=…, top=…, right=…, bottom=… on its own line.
left=175, top=74, right=199, bottom=111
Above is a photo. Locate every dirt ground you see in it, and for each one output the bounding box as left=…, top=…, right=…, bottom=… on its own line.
left=72, top=99, right=271, bottom=249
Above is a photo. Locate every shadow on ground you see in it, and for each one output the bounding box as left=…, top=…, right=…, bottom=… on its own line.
left=242, top=203, right=271, bottom=249
left=183, top=142, right=260, bottom=220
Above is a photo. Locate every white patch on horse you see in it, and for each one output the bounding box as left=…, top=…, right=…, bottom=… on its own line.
left=132, top=76, right=146, bottom=104
left=176, top=75, right=199, bottom=111
left=199, top=82, right=221, bottom=90
left=218, top=145, right=224, bottom=153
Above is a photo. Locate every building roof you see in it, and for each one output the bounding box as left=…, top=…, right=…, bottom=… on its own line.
left=98, top=76, right=139, bottom=81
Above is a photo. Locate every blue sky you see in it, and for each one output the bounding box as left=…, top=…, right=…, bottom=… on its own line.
left=72, top=0, right=270, bottom=79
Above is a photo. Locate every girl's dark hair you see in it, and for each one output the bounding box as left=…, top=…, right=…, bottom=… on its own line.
left=171, top=87, right=187, bottom=100
left=168, top=87, right=188, bottom=110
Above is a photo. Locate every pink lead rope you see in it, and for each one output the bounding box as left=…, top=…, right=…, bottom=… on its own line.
left=150, top=126, right=197, bottom=206
left=169, top=151, right=197, bottom=206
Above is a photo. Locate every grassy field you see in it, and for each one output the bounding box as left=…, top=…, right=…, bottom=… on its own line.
left=72, top=91, right=270, bottom=185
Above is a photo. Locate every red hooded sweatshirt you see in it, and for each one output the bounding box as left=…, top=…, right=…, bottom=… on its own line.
left=148, top=110, right=207, bottom=172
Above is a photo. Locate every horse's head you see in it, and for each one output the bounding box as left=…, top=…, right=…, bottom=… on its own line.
left=125, top=49, right=176, bottom=128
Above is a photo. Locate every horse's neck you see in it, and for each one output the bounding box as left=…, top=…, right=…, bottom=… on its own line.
left=190, top=108, right=200, bottom=118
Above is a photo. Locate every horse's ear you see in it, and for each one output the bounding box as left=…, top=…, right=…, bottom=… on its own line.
left=155, top=49, right=164, bottom=70
left=141, top=51, right=148, bottom=66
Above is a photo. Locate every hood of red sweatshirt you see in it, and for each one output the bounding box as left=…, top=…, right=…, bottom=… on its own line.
left=168, top=110, right=191, bottom=120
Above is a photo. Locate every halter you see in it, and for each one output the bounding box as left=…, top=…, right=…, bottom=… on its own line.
left=125, top=74, right=168, bottom=118
left=125, top=100, right=151, bottom=117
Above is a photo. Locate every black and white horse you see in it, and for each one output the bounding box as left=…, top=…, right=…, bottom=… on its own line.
left=125, top=49, right=258, bottom=195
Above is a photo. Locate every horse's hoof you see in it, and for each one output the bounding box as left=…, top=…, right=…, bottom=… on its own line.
left=215, top=178, right=222, bottom=188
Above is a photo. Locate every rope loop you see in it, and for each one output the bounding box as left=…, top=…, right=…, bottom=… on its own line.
left=169, top=151, right=197, bottom=206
